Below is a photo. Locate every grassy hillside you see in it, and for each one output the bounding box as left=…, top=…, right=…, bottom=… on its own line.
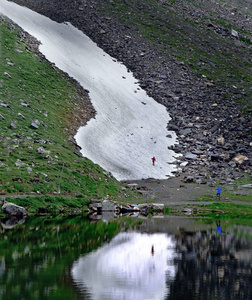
left=0, top=18, right=132, bottom=205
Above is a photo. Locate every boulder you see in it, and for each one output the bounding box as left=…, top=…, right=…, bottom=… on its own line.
left=185, top=152, right=198, bottom=160
left=30, top=122, right=39, bottom=129
left=151, top=203, right=164, bottom=211
left=241, top=184, right=252, bottom=189
left=36, top=146, right=50, bottom=155
left=2, top=201, right=27, bottom=216
left=233, top=155, right=249, bottom=165
left=102, top=200, right=117, bottom=211
left=15, top=159, right=27, bottom=168
left=4, top=72, right=12, bottom=79
left=183, top=176, right=194, bottom=183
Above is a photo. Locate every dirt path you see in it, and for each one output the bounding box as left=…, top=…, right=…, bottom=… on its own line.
left=125, top=175, right=251, bottom=206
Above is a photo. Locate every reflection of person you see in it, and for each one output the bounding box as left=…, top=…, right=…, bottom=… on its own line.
left=151, top=156, right=156, bottom=166
left=216, top=187, right=221, bottom=200
left=216, top=220, right=221, bottom=234
left=151, top=245, right=154, bottom=256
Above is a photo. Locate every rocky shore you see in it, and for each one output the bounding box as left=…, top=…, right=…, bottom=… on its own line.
left=10, top=0, right=252, bottom=187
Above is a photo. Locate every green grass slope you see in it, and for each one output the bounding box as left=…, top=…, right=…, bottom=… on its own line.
left=0, top=19, right=130, bottom=205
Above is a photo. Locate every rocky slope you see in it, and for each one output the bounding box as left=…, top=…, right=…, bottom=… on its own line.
left=10, top=0, right=252, bottom=187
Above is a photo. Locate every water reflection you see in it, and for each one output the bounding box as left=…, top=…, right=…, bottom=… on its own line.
left=1, top=216, right=26, bottom=231
left=0, top=216, right=251, bottom=299
left=72, top=232, right=176, bottom=300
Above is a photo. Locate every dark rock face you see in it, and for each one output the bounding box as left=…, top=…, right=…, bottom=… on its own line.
left=9, top=0, right=252, bottom=183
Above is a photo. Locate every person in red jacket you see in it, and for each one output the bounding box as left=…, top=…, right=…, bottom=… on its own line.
left=151, top=156, right=156, bottom=166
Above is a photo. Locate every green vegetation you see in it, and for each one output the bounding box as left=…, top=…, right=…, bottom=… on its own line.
left=198, top=202, right=252, bottom=217
left=0, top=19, right=134, bottom=207
left=166, top=201, right=252, bottom=226
left=0, top=215, right=141, bottom=299
left=2, top=195, right=90, bottom=215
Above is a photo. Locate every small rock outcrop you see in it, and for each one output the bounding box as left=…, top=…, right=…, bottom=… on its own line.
left=1, top=200, right=27, bottom=216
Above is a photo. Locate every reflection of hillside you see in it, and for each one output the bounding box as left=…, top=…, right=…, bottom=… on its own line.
left=72, top=232, right=176, bottom=300
left=168, top=225, right=252, bottom=300
left=136, top=217, right=252, bottom=299
left=0, top=216, right=251, bottom=299
left=0, top=216, right=123, bottom=300
left=1, top=216, right=26, bottom=230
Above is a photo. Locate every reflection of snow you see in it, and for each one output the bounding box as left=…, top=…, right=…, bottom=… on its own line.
left=71, top=232, right=176, bottom=300
left=0, top=0, right=179, bottom=181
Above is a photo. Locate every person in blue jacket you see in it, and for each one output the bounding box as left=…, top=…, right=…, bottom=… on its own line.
left=216, top=186, right=221, bottom=200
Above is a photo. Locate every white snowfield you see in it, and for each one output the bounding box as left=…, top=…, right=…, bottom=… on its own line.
left=0, top=0, right=179, bottom=181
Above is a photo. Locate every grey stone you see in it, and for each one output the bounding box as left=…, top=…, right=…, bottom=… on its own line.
left=20, top=102, right=30, bottom=107
left=10, top=123, right=17, bottom=129
left=15, top=159, right=26, bottom=168
left=30, top=122, right=39, bottom=129
left=179, top=128, right=192, bottom=135
left=241, top=184, right=252, bottom=189
left=185, top=152, right=198, bottom=160
left=18, top=113, right=25, bottom=119
left=27, top=167, right=33, bottom=174
left=195, top=179, right=207, bottom=184
left=231, top=29, right=239, bottom=38
left=138, top=203, right=149, bottom=210
left=102, top=200, right=117, bottom=211
left=2, top=202, right=27, bottom=216
left=4, top=72, right=12, bottom=79
left=151, top=203, right=164, bottom=211
left=36, top=147, right=50, bottom=155
left=0, top=102, right=10, bottom=108
left=183, top=176, right=194, bottom=183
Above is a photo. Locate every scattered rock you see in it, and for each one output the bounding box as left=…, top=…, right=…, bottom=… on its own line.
left=15, top=159, right=27, bottom=168
left=233, top=155, right=249, bottom=165
left=18, top=113, right=25, bottom=119
left=30, top=122, right=39, bottom=129
left=4, top=72, right=12, bottom=79
left=241, top=184, right=252, bottom=189
left=10, top=122, right=17, bottom=129
left=185, top=152, right=198, bottom=160
left=36, top=146, right=50, bottom=155
left=20, top=102, right=31, bottom=108
left=183, top=176, right=194, bottom=183
left=231, top=29, right=239, bottom=38
left=0, top=102, right=10, bottom=108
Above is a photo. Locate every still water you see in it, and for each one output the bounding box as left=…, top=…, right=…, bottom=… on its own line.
left=0, top=215, right=251, bottom=300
